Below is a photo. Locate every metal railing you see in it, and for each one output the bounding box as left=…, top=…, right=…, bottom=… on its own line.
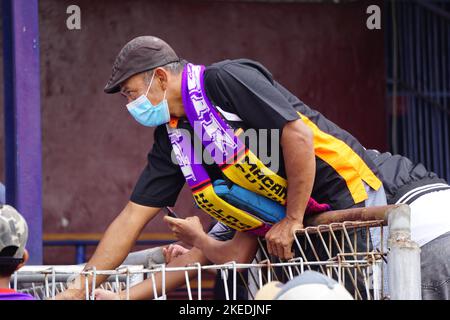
left=13, top=205, right=421, bottom=300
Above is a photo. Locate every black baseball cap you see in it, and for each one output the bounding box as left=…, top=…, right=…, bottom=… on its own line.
left=104, top=36, right=180, bottom=94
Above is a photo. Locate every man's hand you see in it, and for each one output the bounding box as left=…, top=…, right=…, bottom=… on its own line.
left=163, top=244, right=189, bottom=263
left=265, top=216, right=303, bottom=260
left=54, top=288, right=85, bottom=300
left=163, top=216, right=207, bottom=248
left=94, top=289, right=121, bottom=300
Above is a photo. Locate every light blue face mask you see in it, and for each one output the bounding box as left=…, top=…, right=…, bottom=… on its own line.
left=126, top=72, right=170, bottom=127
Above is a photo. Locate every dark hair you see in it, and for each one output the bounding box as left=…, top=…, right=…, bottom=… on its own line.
left=0, top=246, right=21, bottom=277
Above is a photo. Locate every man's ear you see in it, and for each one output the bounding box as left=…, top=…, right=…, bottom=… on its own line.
left=16, top=249, right=29, bottom=271
left=154, top=67, right=169, bottom=90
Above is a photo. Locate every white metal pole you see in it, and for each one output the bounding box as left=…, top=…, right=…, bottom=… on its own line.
left=387, top=204, right=422, bottom=300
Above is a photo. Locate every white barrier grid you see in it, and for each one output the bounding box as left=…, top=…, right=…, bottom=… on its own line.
left=12, top=221, right=388, bottom=300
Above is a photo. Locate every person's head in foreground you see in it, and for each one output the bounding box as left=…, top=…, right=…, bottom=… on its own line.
left=255, top=271, right=353, bottom=300
left=0, top=204, right=34, bottom=300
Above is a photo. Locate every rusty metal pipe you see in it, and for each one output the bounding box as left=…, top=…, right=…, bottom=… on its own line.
left=303, top=205, right=399, bottom=227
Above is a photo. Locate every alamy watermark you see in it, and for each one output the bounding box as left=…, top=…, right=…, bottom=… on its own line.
left=66, top=5, right=81, bottom=30
left=170, top=122, right=281, bottom=173
left=366, top=5, right=381, bottom=30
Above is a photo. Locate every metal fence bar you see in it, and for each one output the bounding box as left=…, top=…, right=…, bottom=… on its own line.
left=196, top=263, right=202, bottom=300
left=387, top=0, right=450, bottom=182
left=184, top=271, right=193, bottom=300
left=444, top=15, right=450, bottom=180
left=387, top=205, right=421, bottom=300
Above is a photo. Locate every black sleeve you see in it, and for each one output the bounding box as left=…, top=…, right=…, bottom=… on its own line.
left=130, top=126, right=185, bottom=207
left=204, top=62, right=300, bottom=131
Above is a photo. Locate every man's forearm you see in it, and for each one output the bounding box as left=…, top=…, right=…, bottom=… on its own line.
left=281, top=119, right=315, bottom=223
left=193, top=235, right=236, bottom=265
left=71, top=202, right=160, bottom=291
left=84, top=214, right=141, bottom=284
left=263, top=119, right=315, bottom=259
left=194, top=231, right=258, bottom=265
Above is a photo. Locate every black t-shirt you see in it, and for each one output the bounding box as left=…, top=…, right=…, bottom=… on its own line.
left=130, top=59, right=380, bottom=210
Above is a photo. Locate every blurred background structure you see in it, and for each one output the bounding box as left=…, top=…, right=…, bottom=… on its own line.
left=0, top=0, right=448, bottom=266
